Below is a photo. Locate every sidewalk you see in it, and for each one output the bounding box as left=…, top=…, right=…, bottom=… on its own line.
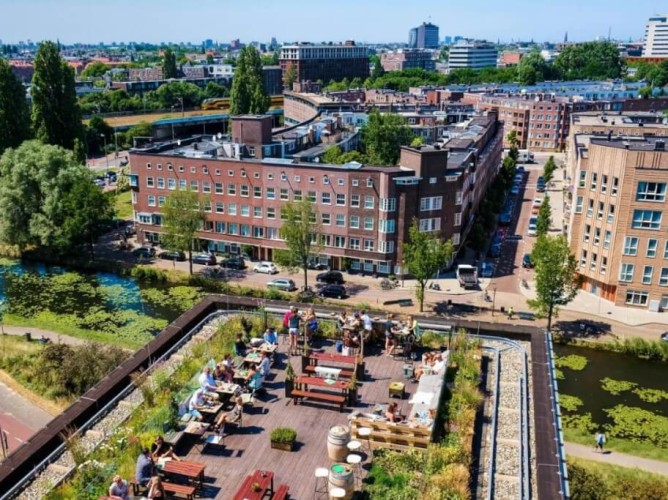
left=565, top=442, right=668, bottom=477
left=1, top=326, right=84, bottom=345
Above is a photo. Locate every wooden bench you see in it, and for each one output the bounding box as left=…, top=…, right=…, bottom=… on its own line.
left=291, top=389, right=346, bottom=412
left=163, top=481, right=196, bottom=500
left=350, top=418, right=432, bottom=451
left=163, top=429, right=186, bottom=448
left=303, top=365, right=355, bottom=379
left=274, top=483, right=290, bottom=499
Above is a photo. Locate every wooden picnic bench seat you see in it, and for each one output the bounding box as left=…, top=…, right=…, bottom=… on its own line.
left=233, top=476, right=254, bottom=500
left=274, top=483, right=290, bottom=499
left=163, top=429, right=186, bottom=448
left=291, top=389, right=346, bottom=412
left=163, top=481, right=196, bottom=500
left=303, top=365, right=355, bottom=379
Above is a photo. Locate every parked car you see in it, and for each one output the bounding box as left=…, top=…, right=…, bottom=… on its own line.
left=532, top=198, right=543, bottom=208
left=319, top=284, right=347, bottom=299
left=192, top=253, right=217, bottom=266
left=158, top=250, right=186, bottom=262
left=307, top=258, right=328, bottom=270
left=661, top=332, right=668, bottom=342
left=254, top=261, right=278, bottom=274
left=516, top=165, right=525, bottom=173
left=220, top=256, right=246, bottom=270
left=499, top=212, right=512, bottom=226
left=480, top=261, right=494, bottom=278
left=316, top=270, right=345, bottom=284
left=527, top=216, right=538, bottom=236
left=510, top=184, right=520, bottom=195
left=522, top=253, right=534, bottom=268
left=267, top=278, right=297, bottom=292
left=514, top=173, right=524, bottom=183
left=488, top=243, right=502, bottom=258
left=132, top=246, right=155, bottom=259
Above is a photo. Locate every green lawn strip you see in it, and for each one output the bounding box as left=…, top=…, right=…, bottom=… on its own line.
left=114, top=189, right=133, bottom=220
left=4, top=313, right=146, bottom=350
left=564, top=426, right=668, bottom=463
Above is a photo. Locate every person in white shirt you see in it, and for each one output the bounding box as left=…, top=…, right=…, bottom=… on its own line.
left=198, top=367, right=219, bottom=399
left=188, top=389, right=206, bottom=421
left=361, top=310, right=373, bottom=339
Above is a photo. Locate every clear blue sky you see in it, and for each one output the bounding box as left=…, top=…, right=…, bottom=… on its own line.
left=0, top=0, right=657, bottom=45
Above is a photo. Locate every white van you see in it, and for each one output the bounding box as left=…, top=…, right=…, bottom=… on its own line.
left=518, top=150, right=535, bottom=163
left=527, top=216, right=538, bottom=236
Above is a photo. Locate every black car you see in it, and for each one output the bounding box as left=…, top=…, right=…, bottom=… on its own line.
left=132, top=246, right=155, bottom=259
left=316, top=270, right=345, bottom=284
left=522, top=253, right=534, bottom=268
left=159, top=250, right=186, bottom=262
left=220, top=256, right=246, bottom=270
left=319, top=284, right=347, bottom=299
left=499, top=212, right=512, bottom=226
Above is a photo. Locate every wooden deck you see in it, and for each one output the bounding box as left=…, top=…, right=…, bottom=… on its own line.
left=177, top=339, right=420, bottom=499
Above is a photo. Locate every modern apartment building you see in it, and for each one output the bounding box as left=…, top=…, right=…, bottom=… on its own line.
left=642, top=14, right=668, bottom=58
left=128, top=113, right=502, bottom=276
left=380, top=49, right=435, bottom=72
left=568, top=117, right=668, bottom=310
left=448, top=41, right=498, bottom=70
left=279, top=42, right=369, bottom=85
left=408, top=22, right=440, bottom=50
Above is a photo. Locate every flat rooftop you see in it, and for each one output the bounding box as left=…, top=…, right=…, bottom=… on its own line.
left=590, top=136, right=668, bottom=151
left=572, top=111, right=668, bottom=127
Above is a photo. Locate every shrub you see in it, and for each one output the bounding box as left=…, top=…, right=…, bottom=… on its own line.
left=270, top=427, right=297, bottom=443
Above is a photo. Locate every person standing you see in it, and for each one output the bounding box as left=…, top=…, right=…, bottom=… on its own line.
left=288, top=307, right=302, bottom=355
left=595, top=431, right=606, bottom=453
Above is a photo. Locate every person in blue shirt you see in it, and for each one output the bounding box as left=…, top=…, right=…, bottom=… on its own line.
left=263, top=327, right=278, bottom=345
left=135, top=448, right=153, bottom=487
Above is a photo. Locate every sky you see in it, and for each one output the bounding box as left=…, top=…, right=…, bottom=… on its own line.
left=0, top=0, right=659, bottom=45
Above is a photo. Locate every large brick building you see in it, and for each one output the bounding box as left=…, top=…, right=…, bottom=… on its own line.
left=279, top=42, right=369, bottom=87
left=128, top=113, right=502, bottom=275
left=567, top=112, right=668, bottom=310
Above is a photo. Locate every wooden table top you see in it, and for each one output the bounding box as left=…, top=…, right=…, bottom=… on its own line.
left=163, top=459, right=206, bottom=478
left=233, top=470, right=274, bottom=500
left=310, top=352, right=357, bottom=365
left=296, top=376, right=349, bottom=391
left=214, top=382, right=241, bottom=394
left=199, top=402, right=223, bottom=414
left=184, top=422, right=209, bottom=436
left=243, top=352, right=264, bottom=364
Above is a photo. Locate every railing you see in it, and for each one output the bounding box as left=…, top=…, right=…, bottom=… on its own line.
left=483, top=345, right=500, bottom=500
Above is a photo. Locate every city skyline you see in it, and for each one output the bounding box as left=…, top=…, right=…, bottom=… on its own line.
left=0, top=0, right=657, bottom=45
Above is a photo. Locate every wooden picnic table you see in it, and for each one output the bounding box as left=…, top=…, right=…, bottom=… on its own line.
left=257, top=342, right=278, bottom=354
left=214, top=382, right=241, bottom=395
left=184, top=421, right=209, bottom=436
left=198, top=402, right=223, bottom=416
left=310, top=351, right=357, bottom=366
left=161, top=459, right=206, bottom=491
left=296, top=375, right=349, bottom=392
left=233, top=470, right=274, bottom=500
left=243, top=351, right=264, bottom=365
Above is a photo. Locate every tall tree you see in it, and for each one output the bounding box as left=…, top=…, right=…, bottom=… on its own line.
left=536, top=196, right=552, bottom=237
left=274, top=199, right=321, bottom=291
left=402, top=219, right=454, bottom=312
left=553, top=41, right=623, bottom=80
left=528, top=235, right=579, bottom=330
left=31, top=41, right=84, bottom=152
left=230, top=46, right=269, bottom=115
left=85, top=115, right=113, bottom=156
left=543, top=155, right=557, bottom=183
left=517, top=50, right=549, bottom=86
left=162, top=48, right=178, bottom=79
left=0, top=58, right=31, bottom=155
left=162, top=189, right=209, bottom=275
left=361, top=109, right=415, bottom=165
left=0, top=140, right=109, bottom=254
left=283, top=63, right=297, bottom=91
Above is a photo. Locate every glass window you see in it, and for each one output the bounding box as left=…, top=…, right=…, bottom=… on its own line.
left=364, top=217, right=374, bottom=230
left=601, top=175, right=608, bottom=193
left=321, top=192, right=331, bottom=204
left=215, top=202, right=224, bottom=213
left=419, top=218, right=441, bottom=232
left=594, top=227, right=601, bottom=245
left=335, top=214, right=346, bottom=227
left=601, top=256, right=608, bottom=274
left=294, top=190, right=302, bottom=201
left=241, top=205, right=250, bottom=217
left=612, top=177, right=619, bottom=196
left=350, top=215, right=360, bottom=229
left=619, top=263, right=634, bottom=282
left=364, top=239, right=374, bottom=251
left=266, top=187, right=275, bottom=200
left=280, top=188, right=289, bottom=201
left=336, top=193, right=346, bottom=206
left=168, top=178, right=176, bottom=190
left=215, top=182, right=224, bottom=194
left=334, top=236, right=346, bottom=248
left=380, top=198, right=396, bottom=212
left=579, top=171, right=587, bottom=188
left=632, top=210, right=662, bottom=230
left=228, top=203, right=237, bottom=216
left=322, top=213, right=331, bottom=225
left=604, top=231, right=611, bottom=249
left=379, top=241, right=395, bottom=253
left=643, top=265, right=654, bottom=284
left=156, top=178, right=164, bottom=189
left=267, top=207, right=275, bottom=219
left=607, top=204, right=615, bottom=223
left=636, top=182, right=666, bottom=202
left=202, top=182, right=211, bottom=193
left=584, top=224, right=591, bottom=242
left=147, top=177, right=154, bottom=187
left=178, top=179, right=186, bottom=190
left=660, top=268, right=668, bottom=286
left=158, top=196, right=165, bottom=207
left=623, top=237, right=639, bottom=255
left=240, top=185, right=249, bottom=197
left=254, top=206, right=262, bottom=218
left=587, top=199, right=593, bottom=217
left=574, top=196, right=583, bottom=213
left=379, top=219, right=396, bottom=233
left=625, top=290, right=648, bottom=306
left=590, top=172, right=597, bottom=191
left=148, top=195, right=156, bottom=206
left=351, top=194, right=360, bottom=207
left=364, top=196, right=374, bottom=209
left=349, top=238, right=360, bottom=250
left=647, top=239, right=658, bottom=258
left=308, top=191, right=316, bottom=203
left=227, top=183, right=236, bottom=196
left=253, top=186, right=262, bottom=198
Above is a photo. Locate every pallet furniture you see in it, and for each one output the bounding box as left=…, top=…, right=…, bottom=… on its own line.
left=349, top=418, right=433, bottom=451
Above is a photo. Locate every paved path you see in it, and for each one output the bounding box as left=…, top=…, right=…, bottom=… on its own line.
left=565, top=442, right=668, bottom=476
left=0, top=381, right=52, bottom=456
left=1, top=325, right=84, bottom=345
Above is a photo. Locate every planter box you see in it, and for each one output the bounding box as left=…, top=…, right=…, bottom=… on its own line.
left=270, top=440, right=295, bottom=451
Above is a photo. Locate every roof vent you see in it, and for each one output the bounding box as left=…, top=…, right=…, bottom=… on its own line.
left=655, top=140, right=665, bottom=151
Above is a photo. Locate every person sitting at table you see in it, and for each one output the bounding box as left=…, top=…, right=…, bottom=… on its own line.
left=213, top=396, right=244, bottom=433
left=135, top=448, right=154, bottom=488
left=108, top=475, right=131, bottom=500
left=349, top=311, right=361, bottom=330
left=147, top=475, right=165, bottom=499
left=385, top=401, right=403, bottom=423
left=361, top=310, right=373, bottom=340
left=336, top=311, right=348, bottom=335
left=221, top=354, right=235, bottom=382
left=288, top=307, right=302, bottom=356
left=384, top=314, right=398, bottom=356
left=263, top=327, right=278, bottom=346
left=414, top=353, right=446, bottom=380
left=343, top=330, right=360, bottom=350
left=198, top=366, right=220, bottom=399
left=304, top=306, right=318, bottom=340
left=258, top=350, right=271, bottom=378
left=150, top=435, right=180, bottom=462
left=234, top=333, right=247, bottom=357
left=188, top=388, right=207, bottom=421
left=213, top=363, right=226, bottom=382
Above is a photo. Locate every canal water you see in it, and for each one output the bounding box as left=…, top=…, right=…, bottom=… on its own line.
left=554, top=343, right=668, bottom=425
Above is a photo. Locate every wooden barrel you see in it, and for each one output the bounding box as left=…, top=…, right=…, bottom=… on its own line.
left=327, top=425, right=350, bottom=461
left=329, top=463, right=354, bottom=500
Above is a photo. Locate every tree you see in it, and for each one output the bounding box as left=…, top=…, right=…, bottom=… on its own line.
left=204, top=81, right=229, bottom=99
left=553, top=41, right=623, bottom=80
left=370, top=54, right=385, bottom=79
left=58, top=176, right=115, bottom=259
left=31, top=41, right=84, bottom=153
left=467, top=221, right=487, bottom=253
left=124, top=121, right=152, bottom=148
left=274, top=199, right=321, bottom=291
left=402, top=219, right=454, bottom=312
left=162, top=48, right=178, bottom=79
left=155, top=81, right=203, bottom=108
left=361, top=109, right=415, bottom=165
left=230, top=46, right=269, bottom=115
left=322, top=145, right=344, bottom=164
left=543, top=155, right=557, bottom=183
left=85, top=115, right=113, bottom=155
left=536, top=196, right=552, bottom=237
left=517, top=51, right=549, bottom=86
left=0, top=140, right=109, bottom=254
left=283, top=63, right=297, bottom=90
left=81, top=61, right=110, bottom=79
left=0, top=58, right=31, bottom=155
left=528, top=235, right=579, bottom=330
left=162, top=189, right=209, bottom=275
left=410, top=136, right=424, bottom=148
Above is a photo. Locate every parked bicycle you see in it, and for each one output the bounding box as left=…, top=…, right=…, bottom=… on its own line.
left=380, top=278, right=399, bottom=290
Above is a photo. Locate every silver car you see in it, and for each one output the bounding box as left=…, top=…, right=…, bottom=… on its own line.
left=254, top=261, right=278, bottom=274
left=267, top=278, right=296, bottom=292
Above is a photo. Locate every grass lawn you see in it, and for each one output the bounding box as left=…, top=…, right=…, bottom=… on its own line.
left=567, top=456, right=668, bottom=489
left=565, top=426, right=668, bottom=463
left=0, top=334, right=43, bottom=357
left=4, top=313, right=145, bottom=350
left=114, top=189, right=133, bottom=220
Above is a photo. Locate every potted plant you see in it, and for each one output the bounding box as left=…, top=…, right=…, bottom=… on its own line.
left=347, top=373, right=358, bottom=407
left=285, top=360, right=295, bottom=398
left=270, top=427, right=297, bottom=451
left=251, top=482, right=262, bottom=492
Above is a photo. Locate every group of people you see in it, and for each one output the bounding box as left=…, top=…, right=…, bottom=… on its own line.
left=283, top=305, right=318, bottom=355
left=109, top=435, right=181, bottom=499
left=384, top=314, right=416, bottom=357
left=413, top=352, right=447, bottom=380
